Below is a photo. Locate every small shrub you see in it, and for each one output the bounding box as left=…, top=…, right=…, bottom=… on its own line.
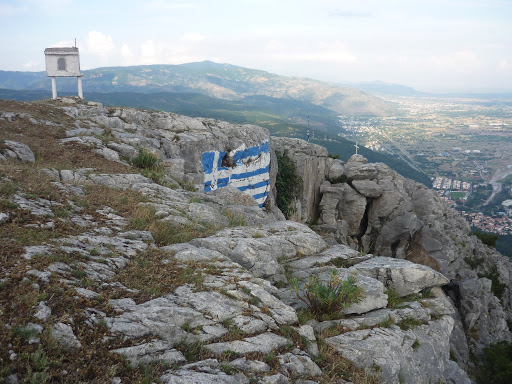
left=328, top=153, right=340, bottom=159
left=412, top=338, right=420, bottom=349
left=472, top=230, right=498, bottom=248
left=397, top=317, right=425, bottom=330
left=290, top=270, right=364, bottom=320
left=132, top=148, right=160, bottom=169
left=225, top=209, right=247, bottom=227
left=176, top=340, right=205, bottom=361
left=220, top=364, right=233, bottom=375
left=72, top=269, right=86, bottom=279
left=476, top=341, right=512, bottom=384
left=328, top=257, right=348, bottom=268
left=478, top=263, right=507, bottom=300
left=376, top=316, right=394, bottom=328
left=464, top=254, right=485, bottom=269
left=386, top=288, right=419, bottom=309
left=275, top=152, right=301, bottom=219
left=328, top=174, right=348, bottom=184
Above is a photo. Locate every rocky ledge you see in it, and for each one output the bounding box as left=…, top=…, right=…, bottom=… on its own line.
left=0, top=99, right=510, bottom=383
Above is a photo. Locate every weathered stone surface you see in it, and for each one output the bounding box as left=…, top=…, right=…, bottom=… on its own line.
left=350, top=256, right=449, bottom=296
left=107, top=142, right=138, bottom=159
left=111, top=340, right=186, bottom=365
left=205, top=333, right=290, bottom=355
left=191, top=221, right=326, bottom=281
left=272, top=137, right=329, bottom=223
left=33, top=301, right=51, bottom=321
left=51, top=323, right=81, bottom=349
left=93, top=147, right=121, bottom=162
left=87, top=173, right=152, bottom=189
left=345, top=161, right=378, bottom=180
left=161, top=369, right=249, bottom=384
left=338, top=184, right=367, bottom=235
left=230, top=357, right=270, bottom=373
left=351, top=180, right=382, bottom=198
left=3, top=140, right=35, bottom=162
left=0, top=212, right=9, bottom=224
left=278, top=352, right=322, bottom=377
left=327, top=159, right=345, bottom=180
left=286, top=244, right=366, bottom=271
left=326, top=316, right=471, bottom=384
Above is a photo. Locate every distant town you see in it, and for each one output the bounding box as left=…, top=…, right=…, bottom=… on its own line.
left=337, top=96, right=512, bottom=236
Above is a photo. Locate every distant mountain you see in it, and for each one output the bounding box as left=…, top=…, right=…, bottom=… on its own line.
left=0, top=61, right=394, bottom=116
left=337, top=80, right=425, bottom=97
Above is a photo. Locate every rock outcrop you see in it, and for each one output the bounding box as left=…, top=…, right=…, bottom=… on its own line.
left=1, top=99, right=510, bottom=383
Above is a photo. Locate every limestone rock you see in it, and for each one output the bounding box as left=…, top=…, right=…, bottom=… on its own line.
left=3, top=140, right=35, bottom=163
left=327, top=159, right=345, bottom=180
left=111, top=340, right=186, bottom=365
left=51, top=322, right=82, bottom=350
left=278, top=352, right=322, bottom=377
left=326, top=316, right=471, bottom=384
left=351, top=179, right=382, bottom=198
left=350, top=256, right=450, bottom=296
left=205, top=333, right=290, bottom=355
left=33, top=301, right=51, bottom=321
left=272, top=137, right=328, bottom=223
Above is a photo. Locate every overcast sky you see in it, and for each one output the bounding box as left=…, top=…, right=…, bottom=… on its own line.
left=1, top=0, right=511, bottom=92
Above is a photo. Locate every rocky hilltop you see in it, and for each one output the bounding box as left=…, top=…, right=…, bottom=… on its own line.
left=1, top=98, right=511, bottom=383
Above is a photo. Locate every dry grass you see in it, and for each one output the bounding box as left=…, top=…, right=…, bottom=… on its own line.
left=0, top=271, right=172, bottom=383
left=0, top=100, right=133, bottom=174
left=129, top=205, right=219, bottom=246
left=112, top=248, right=222, bottom=303
left=315, top=340, right=380, bottom=384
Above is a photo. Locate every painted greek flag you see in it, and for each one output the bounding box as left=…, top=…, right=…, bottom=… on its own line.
left=202, top=142, right=271, bottom=207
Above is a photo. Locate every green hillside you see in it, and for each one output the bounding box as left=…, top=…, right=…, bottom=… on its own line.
left=0, top=61, right=394, bottom=116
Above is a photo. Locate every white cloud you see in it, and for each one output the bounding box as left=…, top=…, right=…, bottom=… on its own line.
left=427, top=50, right=480, bottom=73
left=121, top=44, right=135, bottom=64
left=182, top=33, right=207, bottom=42
left=22, top=61, right=40, bottom=70
left=26, top=0, right=71, bottom=8
left=499, top=59, right=510, bottom=70
left=262, top=40, right=358, bottom=64
left=142, top=0, right=196, bottom=11
left=0, top=4, right=28, bottom=16
left=84, top=31, right=115, bottom=57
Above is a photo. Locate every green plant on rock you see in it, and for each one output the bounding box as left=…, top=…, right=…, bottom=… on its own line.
left=275, top=152, right=301, bottom=219
left=289, top=270, right=364, bottom=321
left=327, top=174, right=348, bottom=184
left=132, top=148, right=160, bottom=169
left=476, top=341, right=512, bottom=384
left=472, top=230, right=499, bottom=248
left=478, top=263, right=507, bottom=300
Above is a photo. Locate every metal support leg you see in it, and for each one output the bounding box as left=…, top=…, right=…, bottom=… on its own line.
left=77, top=76, right=83, bottom=99
left=51, top=77, right=57, bottom=100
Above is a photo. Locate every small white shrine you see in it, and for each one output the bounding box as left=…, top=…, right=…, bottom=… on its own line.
left=44, top=47, right=83, bottom=100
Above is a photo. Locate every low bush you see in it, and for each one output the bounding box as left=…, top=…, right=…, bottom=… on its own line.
left=290, top=270, right=364, bottom=320
left=327, top=174, right=347, bottom=184
left=132, top=148, right=160, bottom=170
left=472, top=230, right=499, bottom=248
left=478, top=263, right=507, bottom=300
left=476, top=341, right=512, bottom=384
left=275, top=152, right=301, bottom=219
